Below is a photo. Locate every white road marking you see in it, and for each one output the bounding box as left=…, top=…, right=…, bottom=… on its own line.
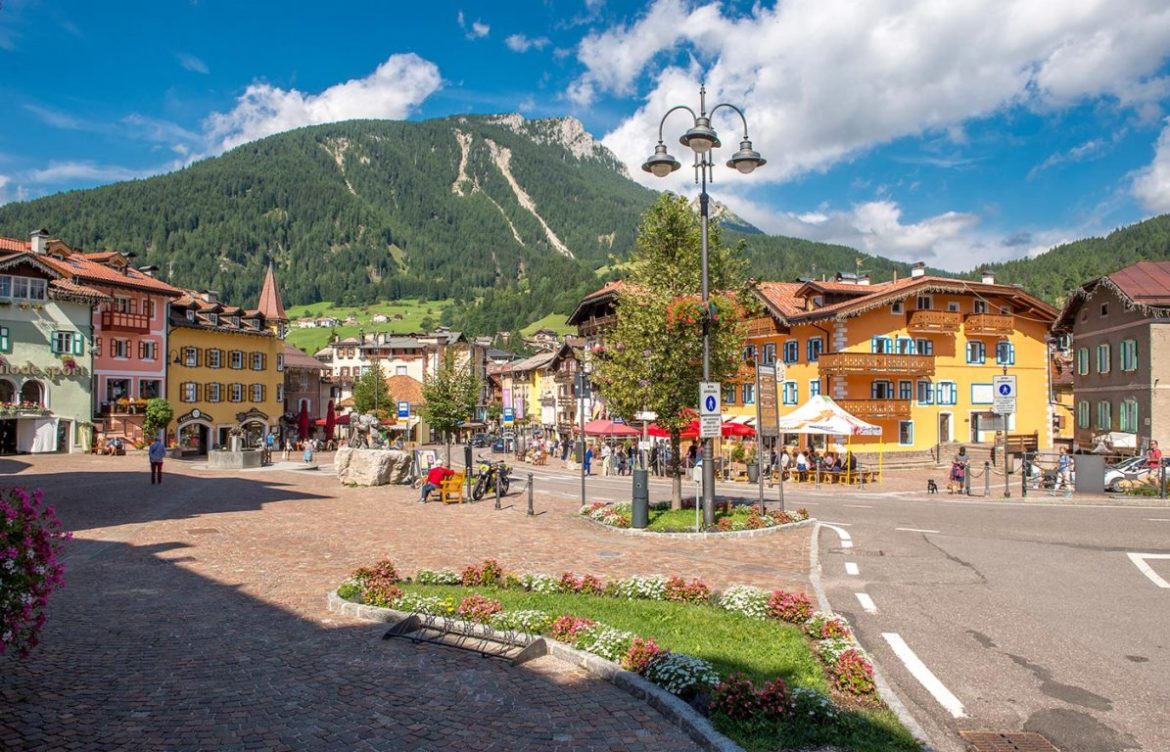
left=1146, top=518, right=1170, bottom=522
left=822, top=523, right=853, bottom=549
left=844, top=504, right=874, bottom=509
left=818, top=520, right=852, bottom=526
left=855, top=592, right=878, bottom=613
left=882, top=632, right=967, bottom=718
left=845, top=562, right=860, bottom=576
left=1127, top=553, right=1170, bottom=588
left=896, top=527, right=940, bottom=534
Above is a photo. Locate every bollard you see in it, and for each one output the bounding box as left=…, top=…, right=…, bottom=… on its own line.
left=1021, top=454, right=1028, bottom=498
left=527, top=472, right=534, bottom=516
left=495, top=470, right=501, bottom=510
left=982, top=461, right=990, bottom=497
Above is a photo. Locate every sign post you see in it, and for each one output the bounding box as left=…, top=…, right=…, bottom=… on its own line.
left=993, top=375, right=1017, bottom=498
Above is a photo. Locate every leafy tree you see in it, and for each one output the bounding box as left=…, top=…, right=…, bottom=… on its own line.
left=594, top=193, right=752, bottom=511
left=486, top=401, right=503, bottom=425
left=142, top=398, right=174, bottom=441
left=421, top=350, right=483, bottom=466
left=352, top=365, right=393, bottom=415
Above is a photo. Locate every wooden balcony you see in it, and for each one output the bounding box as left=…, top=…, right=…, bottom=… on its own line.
left=818, top=352, right=935, bottom=375
left=577, top=314, right=615, bottom=337
left=745, top=315, right=783, bottom=337
left=101, top=310, right=151, bottom=333
left=837, top=399, right=912, bottom=419
left=907, top=310, right=961, bottom=333
left=964, top=313, right=1014, bottom=337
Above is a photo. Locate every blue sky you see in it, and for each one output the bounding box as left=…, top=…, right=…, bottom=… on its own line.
left=3, top=0, right=1170, bottom=270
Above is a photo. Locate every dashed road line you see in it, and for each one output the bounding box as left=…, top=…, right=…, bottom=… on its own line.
left=821, top=523, right=853, bottom=549
left=1146, top=518, right=1170, bottom=522
left=855, top=592, right=878, bottom=613
left=844, top=562, right=860, bottom=576
left=844, top=504, right=874, bottom=509
left=895, top=527, right=940, bottom=534
left=882, top=632, right=967, bottom=718
left=1127, top=552, right=1170, bottom=588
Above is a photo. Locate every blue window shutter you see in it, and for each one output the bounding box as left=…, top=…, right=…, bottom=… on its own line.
left=73, top=335, right=84, bottom=355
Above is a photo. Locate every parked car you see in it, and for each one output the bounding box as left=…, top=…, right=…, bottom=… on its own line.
left=1104, top=455, right=1169, bottom=492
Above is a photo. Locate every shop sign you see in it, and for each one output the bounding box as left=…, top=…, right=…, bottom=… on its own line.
left=0, top=360, right=89, bottom=380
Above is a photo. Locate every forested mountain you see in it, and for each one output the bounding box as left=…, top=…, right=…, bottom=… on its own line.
left=1, top=113, right=1166, bottom=332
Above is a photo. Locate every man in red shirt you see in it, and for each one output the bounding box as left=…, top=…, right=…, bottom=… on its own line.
left=419, top=465, right=455, bottom=503
left=1147, top=440, right=1163, bottom=471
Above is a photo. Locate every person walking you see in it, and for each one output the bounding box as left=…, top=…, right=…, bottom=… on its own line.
left=583, top=444, right=594, bottom=476
left=303, top=438, right=315, bottom=464
left=1055, top=447, right=1073, bottom=495
left=601, top=442, right=613, bottom=476
left=148, top=435, right=166, bottom=485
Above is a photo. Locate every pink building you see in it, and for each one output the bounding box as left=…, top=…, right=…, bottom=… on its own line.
left=37, top=232, right=182, bottom=442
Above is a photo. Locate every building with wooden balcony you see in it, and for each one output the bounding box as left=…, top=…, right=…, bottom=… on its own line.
left=745, top=266, right=1059, bottom=456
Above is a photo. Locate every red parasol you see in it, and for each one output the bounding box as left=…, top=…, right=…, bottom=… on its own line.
left=581, top=419, right=640, bottom=437
left=324, top=400, right=336, bottom=439
left=297, top=402, right=309, bottom=440
left=722, top=421, right=756, bottom=437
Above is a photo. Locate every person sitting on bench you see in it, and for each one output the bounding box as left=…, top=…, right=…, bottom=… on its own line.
left=419, top=465, right=455, bottom=504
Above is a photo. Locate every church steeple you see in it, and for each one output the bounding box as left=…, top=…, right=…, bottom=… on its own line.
left=257, top=262, right=288, bottom=338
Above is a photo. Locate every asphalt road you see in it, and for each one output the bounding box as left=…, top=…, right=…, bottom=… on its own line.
left=512, top=461, right=1170, bottom=752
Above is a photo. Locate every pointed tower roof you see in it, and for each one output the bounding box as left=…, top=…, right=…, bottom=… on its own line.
left=257, top=262, right=287, bottom=321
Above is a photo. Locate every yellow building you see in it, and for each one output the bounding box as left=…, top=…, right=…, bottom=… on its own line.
left=740, top=268, right=1059, bottom=457
left=166, top=289, right=285, bottom=453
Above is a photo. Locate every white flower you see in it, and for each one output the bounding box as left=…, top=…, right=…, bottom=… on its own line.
left=614, top=575, right=667, bottom=600
left=642, top=653, right=719, bottom=696
left=718, top=585, right=769, bottom=619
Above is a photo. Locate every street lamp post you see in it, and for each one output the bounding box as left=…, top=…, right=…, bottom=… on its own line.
left=642, top=85, right=765, bottom=527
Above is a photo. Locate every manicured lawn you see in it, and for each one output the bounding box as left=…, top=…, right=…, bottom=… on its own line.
left=519, top=312, right=575, bottom=336
left=285, top=298, right=455, bottom=354
left=398, top=583, right=920, bottom=752
left=644, top=504, right=793, bottom=532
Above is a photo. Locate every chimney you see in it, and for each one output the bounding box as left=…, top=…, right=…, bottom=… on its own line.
left=858, top=274, right=871, bottom=286
left=29, top=229, right=49, bottom=255
left=911, top=262, right=926, bottom=278
left=981, top=269, right=995, bottom=285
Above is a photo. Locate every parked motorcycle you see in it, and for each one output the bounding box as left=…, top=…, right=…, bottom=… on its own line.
left=472, top=457, right=511, bottom=500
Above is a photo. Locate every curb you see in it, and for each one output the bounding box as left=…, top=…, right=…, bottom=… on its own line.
left=808, top=523, right=937, bottom=752
left=576, top=515, right=815, bottom=539
left=327, top=591, right=742, bottom=752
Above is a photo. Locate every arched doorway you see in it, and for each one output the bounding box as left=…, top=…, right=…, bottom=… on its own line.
left=20, top=380, right=45, bottom=407
left=178, top=421, right=210, bottom=456
left=242, top=420, right=267, bottom=448
left=0, top=378, right=15, bottom=403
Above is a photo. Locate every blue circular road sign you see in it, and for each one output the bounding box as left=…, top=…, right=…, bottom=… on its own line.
left=705, top=395, right=717, bottom=412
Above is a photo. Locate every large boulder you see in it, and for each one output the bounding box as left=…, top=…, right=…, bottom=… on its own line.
left=336, top=447, right=411, bottom=486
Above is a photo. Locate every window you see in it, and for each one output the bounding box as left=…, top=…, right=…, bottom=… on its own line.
left=6, top=276, right=46, bottom=300
left=782, top=381, right=798, bottom=405
left=340, top=366, right=350, bottom=377
left=890, top=300, right=904, bottom=314
left=947, top=302, right=960, bottom=312
left=183, top=347, right=199, bottom=367
left=186, top=309, right=196, bottom=322
left=966, top=341, right=985, bottom=364
left=138, top=341, right=158, bottom=361
left=783, top=340, right=799, bottom=364
left=139, top=379, right=161, bottom=399
left=743, top=384, right=755, bottom=404
left=208, top=313, right=219, bottom=325
left=916, top=379, right=934, bottom=405
left=937, top=381, right=957, bottom=405
left=1096, top=343, right=1111, bottom=374
left=871, top=380, right=894, bottom=399
left=915, top=338, right=934, bottom=356
left=999, top=306, right=1011, bottom=315
left=1120, top=339, right=1138, bottom=371
left=230, top=350, right=244, bottom=369
left=762, top=343, right=777, bottom=365
left=995, top=341, right=1015, bottom=365
left=915, top=295, right=933, bottom=310
left=1120, top=399, right=1139, bottom=433
left=275, top=384, right=284, bottom=402
left=1100, top=303, right=1109, bottom=317
left=51, top=331, right=83, bottom=355
left=1076, top=347, right=1089, bottom=375
left=182, top=382, right=198, bottom=403
left=230, top=383, right=244, bottom=403
left=0, top=276, right=8, bottom=298
left=898, top=421, right=914, bottom=445
left=396, top=365, right=407, bottom=375
left=251, top=352, right=265, bottom=370
left=114, top=297, right=131, bottom=313
left=1097, top=400, right=1111, bottom=430
left=898, top=380, right=912, bottom=400
left=276, top=353, right=284, bottom=372
left=743, top=344, right=757, bottom=362
left=207, top=349, right=222, bottom=369
left=250, top=384, right=265, bottom=402
left=1077, top=400, right=1089, bottom=428
left=0, top=326, right=8, bottom=353
left=896, top=337, right=916, bottom=355
left=207, top=383, right=222, bottom=403
left=112, top=339, right=129, bottom=359
left=809, top=379, right=821, bottom=397
left=724, top=384, right=737, bottom=404
left=93, top=337, right=101, bottom=357
left=143, top=299, right=154, bottom=319
left=974, top=299, right=988, bottom=314
left=871, top=336, right=893, bottom=354
left=806, top=338, right=822, bottom=362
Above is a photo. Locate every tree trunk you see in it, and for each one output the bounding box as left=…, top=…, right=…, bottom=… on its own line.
left=445, top=431, right=452, bottom=468
left=670, top=431, right=682, bottom=509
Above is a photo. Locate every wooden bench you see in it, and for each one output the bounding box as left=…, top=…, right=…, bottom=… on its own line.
left=439, top=472, right=466, bottom=504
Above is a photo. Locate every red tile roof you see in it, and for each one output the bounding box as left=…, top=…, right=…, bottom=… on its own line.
left=257, top=263, right=287, bottom=320
left=49, top=278, right=109, bottom=301
left=282, top=344, right=326, bottom=370
left=386, top=375, right=425, bottom=405
left=754, top=282, right=805, bottom=317
left=1108, top=261, right=1170, bottom=306
left=0, top=237, right=30, bottom=252
left=41, top=252, right=183, bottom=296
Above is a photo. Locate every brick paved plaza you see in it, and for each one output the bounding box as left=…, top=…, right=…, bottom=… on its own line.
left=0, top=453, right=811, bottom=751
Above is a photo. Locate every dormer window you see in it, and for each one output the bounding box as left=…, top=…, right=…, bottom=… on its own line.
left=230, top=316, right=240, bottom=326
left=208, top=313, right=219, bottom=325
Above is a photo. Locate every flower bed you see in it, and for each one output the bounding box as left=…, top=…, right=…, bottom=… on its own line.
left=581, top=499, right=810, bottom=533
left=337, top=560, right=916, bottom=751
left=1, top=487, right=71, bottom=657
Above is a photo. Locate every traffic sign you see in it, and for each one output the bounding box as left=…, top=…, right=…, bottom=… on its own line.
left=397, top=401, right=410, bottom=419
left=700, top=415, right=721, bottom=439
left=503, top=406, right=515, bottom=426
left=992, top=375, right=1017, bottom=415
left=700, top=381, right=721, bottom=417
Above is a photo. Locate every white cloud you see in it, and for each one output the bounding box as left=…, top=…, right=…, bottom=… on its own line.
left=27, top=161, right=151, bottom=184
left=204, top=53, right=442, bottom=152
left=581, top=0, right=1170, bottom=191
left=505, top=34, right=550, bottom=53
left=1132, top=119, right=1170, bottom=212
left=458, top=11, right=490, bottom=39
left=0, top=174, right=10, bottom=205
left=177, top=52, right=209, bottom=74
left=1028, top=138, right=1110, bottom=180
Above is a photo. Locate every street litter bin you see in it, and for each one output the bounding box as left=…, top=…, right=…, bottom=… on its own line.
left=632, top=469, right=649, bottom=529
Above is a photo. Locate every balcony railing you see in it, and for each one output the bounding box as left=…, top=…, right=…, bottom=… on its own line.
left=837, top=399, right=912, bottom=419
left=907, top=310, right=962, bottom=333
left=101, top=310, right=151, bottom=333
left=818, top=352, right=935, bottom=375
left=964, top=313, right=1014, bottom=337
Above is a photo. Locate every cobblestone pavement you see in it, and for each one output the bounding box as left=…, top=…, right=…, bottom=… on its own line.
left=0, top=453, right=812, bottom=751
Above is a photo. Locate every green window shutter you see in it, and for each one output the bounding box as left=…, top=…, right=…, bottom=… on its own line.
left=73, top=335, right=84, bottom=355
